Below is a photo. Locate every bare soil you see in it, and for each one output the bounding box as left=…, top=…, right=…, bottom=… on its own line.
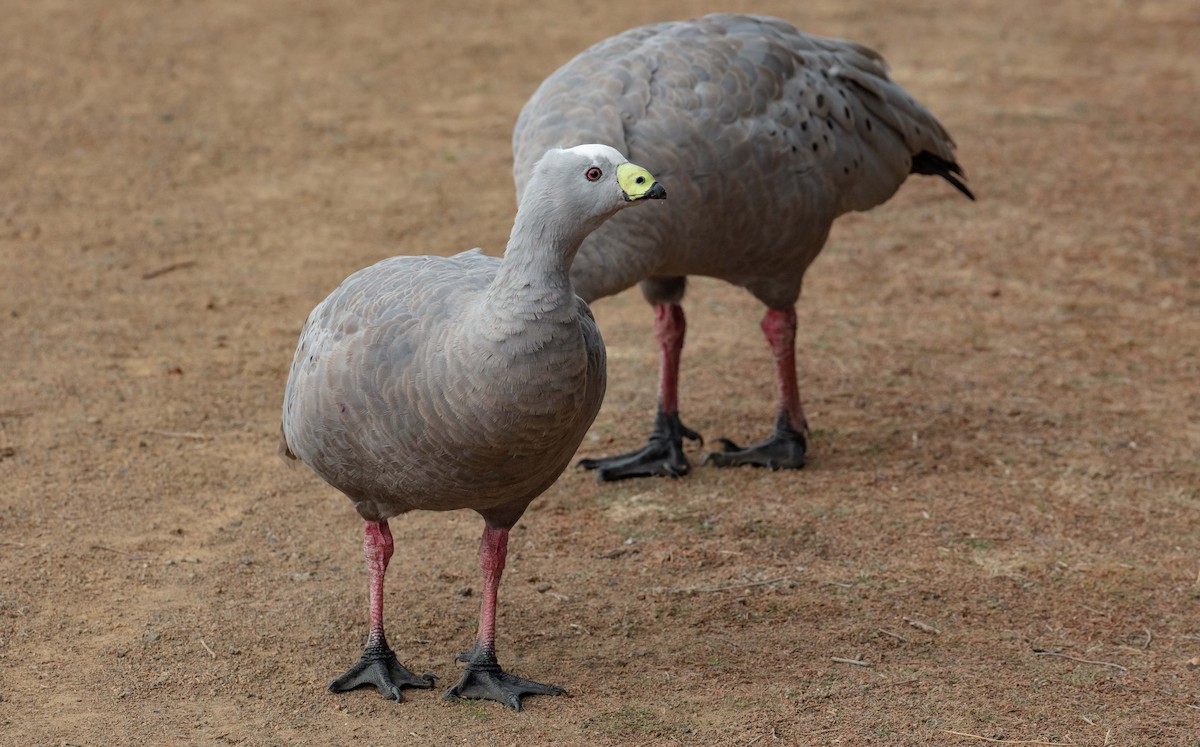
left=2, top=1, right=1198, bottom=745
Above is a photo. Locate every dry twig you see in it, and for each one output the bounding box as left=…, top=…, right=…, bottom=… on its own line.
left=882, top=678, right=918, bottom=688
left=831, top=656, right=871, bottom=667
left=942, top=730, right=1075, bottom=745
left=90, top=544, right=123, bottom=554
left=145, top=429, right=212, bottom=441
left=904, top=617, right=941, bottom=635
left=1032, top=649, right=1127, bottom=674
left=597, top=547, right=635, bottom=559
left=200, top=639, right=216, bottom=659
left=658, top=576, right=791, bottom=595
left=142, top=260, right=196, bottom=280
left=877, top=628, right=910, bottom=643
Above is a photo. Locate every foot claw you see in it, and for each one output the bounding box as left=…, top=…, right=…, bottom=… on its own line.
left=578, top=410, right=701, bottom=482
left=444, top=644, right=565, bottom=710
left=679, top=423, right=704, bottom=446
left=714, top=437, right=742, bottom=453
left=329, top=636, right=436, bottom=701
left=704, top=416, right=807, bottom=470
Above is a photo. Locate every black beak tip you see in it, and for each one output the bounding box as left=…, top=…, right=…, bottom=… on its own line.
left=647, top=182, right=666, bottom=200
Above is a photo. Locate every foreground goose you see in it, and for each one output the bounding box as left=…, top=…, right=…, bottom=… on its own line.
left=280, top=144, right=665, bottom=709
left=514, top=14, right=974, bottom=481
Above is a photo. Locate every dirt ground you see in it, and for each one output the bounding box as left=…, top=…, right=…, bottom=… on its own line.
left=2, top=0, right=1197, bottom=744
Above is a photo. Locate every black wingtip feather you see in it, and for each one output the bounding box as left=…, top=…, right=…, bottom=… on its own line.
left=911, top=151, right=976, bottom=201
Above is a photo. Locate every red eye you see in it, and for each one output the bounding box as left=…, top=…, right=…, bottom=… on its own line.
left=586, top=167, right=602, bottom=181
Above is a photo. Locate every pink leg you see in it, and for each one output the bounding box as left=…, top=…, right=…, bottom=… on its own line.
left=363, top=520, right=393, bottom=646
left=474, top=525, right=509, bottom=654
left=328, top=519, right=435, bottom=700
left=705, top=307, right=808, bottom=469
left=654, top=303, right=686, bottom=414
left=577, top=303, right=700, bottom=480
left=761, top=307, right=808, bottom=433
left=445, top=524, right=565, bottom=709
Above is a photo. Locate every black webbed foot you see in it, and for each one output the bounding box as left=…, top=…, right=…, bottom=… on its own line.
left=443, top=642, right=565, bottom=711
left=703, top=412, right=807, bottom=470
left=329, top=632, right=437, bottom=701
left=578, top=409, right=702, bottom=481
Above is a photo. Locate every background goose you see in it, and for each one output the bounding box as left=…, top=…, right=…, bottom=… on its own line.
left=514, top=13, right=974, bottom=481
left=280, top=144, right=665, bottom=709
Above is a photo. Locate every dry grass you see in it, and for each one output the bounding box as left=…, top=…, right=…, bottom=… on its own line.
left=1, top=0, right=1198, bottom=744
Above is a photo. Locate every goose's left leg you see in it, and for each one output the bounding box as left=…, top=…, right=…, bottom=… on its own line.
left=705, top=306, right=808, bottom=470
left=444, top=525, right=565, bottom=710
left=577, top=301, right=702, bottom=481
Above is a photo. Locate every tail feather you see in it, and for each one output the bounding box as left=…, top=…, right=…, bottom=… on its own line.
left=278, top=424, right=300, bottom=467
left=912, top=151, right=975, bottom=201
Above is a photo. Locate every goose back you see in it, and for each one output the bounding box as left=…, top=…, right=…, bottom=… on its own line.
left=513, top=13, right=967, bottom=309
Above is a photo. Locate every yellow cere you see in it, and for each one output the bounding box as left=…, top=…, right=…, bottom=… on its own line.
left=616, top=162, right=658, bottom=200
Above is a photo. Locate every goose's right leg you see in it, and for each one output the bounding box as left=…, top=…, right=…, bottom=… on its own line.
left=329, top=520, right=437, bottom=701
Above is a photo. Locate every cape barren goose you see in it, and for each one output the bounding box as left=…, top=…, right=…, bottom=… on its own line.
left=280, top=144, right=665, bottom=709
left=514, top=13, right=973, bottom=481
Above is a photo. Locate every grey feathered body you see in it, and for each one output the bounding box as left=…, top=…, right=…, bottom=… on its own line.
left=513, top=13, right=968, bottom=309
left=280, top=248, right=605, bottom=526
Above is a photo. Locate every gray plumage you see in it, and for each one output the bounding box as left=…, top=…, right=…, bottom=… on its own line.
left=280, top=248, right=602, bottom=527
left=278, top=144, right=665, bottom=708
left=281, top=145, right=653, bottom=528
left=513, top=14, right=972, bottom=479
left=515, top=13, right=971, bottom=310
